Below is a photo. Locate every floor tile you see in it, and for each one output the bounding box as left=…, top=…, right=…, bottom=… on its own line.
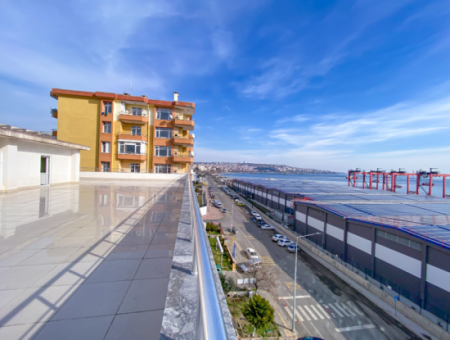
left=144, top=244, right=175, bottom=259
left=0, top=323, right=44, bottom=340
left=52, top=281, right=131, bottom=320
left=0, top=285, right=79, bottom=326
left=64, top=243, right=115, bottom=263
left=104, top=310, right=164, bottom=340
left=0, top=264, right=56, bottom=289
left=134, top=258, right=173, bottom=280
left=0, top=249, right=41, bottom=267
left=19, top=247, right=80, bottom=266
left=33, top=315, right=113, bottom=340
left=118, top=278, right=169, bottom=314
left=103, top=244, right=149, bottom=261
left=32, top=262, right=100, bottom=287
left=85, top=260, right=141, bottom=284
left=0, top=288, right=25, bottom=310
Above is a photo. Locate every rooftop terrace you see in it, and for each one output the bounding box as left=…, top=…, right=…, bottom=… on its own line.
left=0, top=177, right=234, bottom=339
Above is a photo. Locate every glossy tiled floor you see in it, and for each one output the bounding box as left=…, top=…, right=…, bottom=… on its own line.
left=0, top=179, right=185, bottom=340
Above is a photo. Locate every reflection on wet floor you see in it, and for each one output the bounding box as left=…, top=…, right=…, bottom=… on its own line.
left=0, top=178, right=185, bottom=340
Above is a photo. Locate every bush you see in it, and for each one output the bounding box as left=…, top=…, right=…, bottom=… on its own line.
left=219, top=273, right=233, bottom=293
left=242, top=295, right=274, bottom=330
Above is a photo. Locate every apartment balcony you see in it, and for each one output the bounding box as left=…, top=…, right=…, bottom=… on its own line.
left=50, top=108, right=58, bottom=118
left=52, top=129, right=57, bottom=138
left=117, top=152, right=146, bottom=161
left=154, top=118, right=174, bottom=128
left=174, top=116, right=195, bottom=131
left=118, top=111, right=148, bottom=124
left=117, top=132, right=147, bottom=141
left=173, top=136, right=194, bottom=146
left=172, top=152, right=194, bottom=164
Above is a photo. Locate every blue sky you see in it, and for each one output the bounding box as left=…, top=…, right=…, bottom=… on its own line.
left=1, top=0, right=450, bottom=172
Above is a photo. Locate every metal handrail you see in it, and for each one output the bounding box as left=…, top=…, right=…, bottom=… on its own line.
left=119, top=110, right=148, bottom=117
left=188, top=178, right=229, bottom=339
left=174, top=115, right=195, bottom=122
left=80, top=167, right=153, bottom=173
left=173, top=152, right=192, bottom=157
left=116, top=132, right=148, bottom=137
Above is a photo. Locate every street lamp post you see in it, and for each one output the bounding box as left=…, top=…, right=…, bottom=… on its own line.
left=292, top=232, right=321, bottom=332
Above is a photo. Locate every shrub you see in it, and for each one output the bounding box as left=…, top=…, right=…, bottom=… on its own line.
left=242, top=295, right=274, bottom=330
left=219, top=273, right=233, bottom=293
left=206, top=222, right=212, bottom=232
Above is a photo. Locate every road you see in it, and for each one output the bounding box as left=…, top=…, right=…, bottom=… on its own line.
left=206, top=176, right=422, bottom=340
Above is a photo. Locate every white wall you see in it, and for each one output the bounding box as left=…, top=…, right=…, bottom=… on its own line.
left=0, top=138, right=82, bottom=191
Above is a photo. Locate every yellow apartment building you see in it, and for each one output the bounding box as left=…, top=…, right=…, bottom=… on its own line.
left=50, top=89, right=194, bottom=174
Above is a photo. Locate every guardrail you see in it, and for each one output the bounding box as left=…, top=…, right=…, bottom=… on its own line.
left=80, top=167, right=153, bottom=173
left=119, top=110, right=148, bottom=117
left=188, top=178, right=229, bottom=339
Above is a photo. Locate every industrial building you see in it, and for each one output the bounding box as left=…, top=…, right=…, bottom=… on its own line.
left=50, top=89, right=195, bottom=174
left=231, top=177, right=450, bottom=322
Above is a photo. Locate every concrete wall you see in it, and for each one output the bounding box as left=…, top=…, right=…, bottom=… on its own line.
left=80, top=172, right=187, bottom=181
left=57, top=95, right=100, bottom=168
left=0, top=138, right=82, bottom=191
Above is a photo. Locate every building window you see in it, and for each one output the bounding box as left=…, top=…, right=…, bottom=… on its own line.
left=131, top=126, right=141, bottom=136
left=132, top=107, right=142, bottom=116
left=101, top=142, right=111, bottom=153
left=155, top=128, right=172, bottom=138
left=103, top=122, right=111, bottom=133
left=104, top=102, right=112, bottom=114
left=155, top=164, right=171, bottom=173
left=99, top=194, right=109, bottom=206
left=130, top=163, right=140, bottom=173
left=155, top=146, right=171, bottom=157
left=376, top=230, right=421, bottom=250
left=156, top=108, right=172, bottom=120
left=119, top=142, right=143, bottom=155
left=102, top=162, right=110, bottom=172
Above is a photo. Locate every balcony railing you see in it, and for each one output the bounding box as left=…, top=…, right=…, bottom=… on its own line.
left=188, top=178, right=230, bottom=339
left=116, top=132, right=148, bottom=137
left=119, top=110, right=148, bottom=117
left=174, top=115, right=194, bottom=121
left=80, top=167, right=153, bottom=173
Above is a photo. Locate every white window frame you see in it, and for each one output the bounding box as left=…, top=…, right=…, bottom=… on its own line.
left=132, top=107, right=142, bottom=116
left=103, top=122, right=111, bottom=133
left=131, top=126, right=141, bottom=136
left=155, top=128, right=173, bottom=139
left=101, top=142, right=111, bottom=153
left=130, top=163, right=140, bottom=173
left=101, top=162, right=110, bottom=172
left=155, top=146, right=172, bottom=157
left=104, top=102, right=112, bottom=113
left=156, top=108, right=172, bottom=120
left=119, top=141, right=145, bottom=155
left=155, top=164, right=171, bottom=173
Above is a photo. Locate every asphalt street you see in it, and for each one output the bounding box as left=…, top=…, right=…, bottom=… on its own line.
left=206, top=176, right=422, bottom=340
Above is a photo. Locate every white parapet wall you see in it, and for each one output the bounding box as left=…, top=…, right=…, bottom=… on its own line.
left=80, top=172, right=188, bottom=181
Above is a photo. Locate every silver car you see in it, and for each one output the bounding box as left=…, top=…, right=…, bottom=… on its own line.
left=278, top=239, right=293, bottom=247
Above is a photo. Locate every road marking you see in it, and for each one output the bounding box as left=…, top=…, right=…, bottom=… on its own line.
left=347, top=301, right=364, bottom=315
left=328, top=304, right=344, bottom=317
left=297, top=306, right=311, bottom=321
left=340, top=303, right=356, bottom=316
left=262, top=256, right=275, bottom=265
left=303, top=305, right=318, bottom=320
left=275, top=308, right=292, bottom=337
left=294, top=307, right=304, bottom=322
left=336, top=324, right=375, bottom=333
left=245, top=236, right=255, bottom=239
left=310, top=305, right=324, bottom=320
left=315, top=304, right=331, bottom=319
left=284, top=306, right=293, bottom=320
left=334, top=303, right=351, bottom=317
left=278, top=295, right=310, bottom=300
left=285, top=282, right=302, bottom=291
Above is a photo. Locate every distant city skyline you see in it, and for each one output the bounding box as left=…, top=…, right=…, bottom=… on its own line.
left=1, top=1, right=449, bottom=172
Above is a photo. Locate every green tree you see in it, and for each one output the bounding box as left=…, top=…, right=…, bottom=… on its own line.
left=242, top=295, right=274, bottom=330
left=219, top=273, right=233, bottom=293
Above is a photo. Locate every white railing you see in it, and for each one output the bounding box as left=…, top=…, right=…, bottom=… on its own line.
left=119, top=110, right=148, bottom=117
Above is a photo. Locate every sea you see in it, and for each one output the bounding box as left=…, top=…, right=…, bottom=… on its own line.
left=221, top=172, right=449, bottom=198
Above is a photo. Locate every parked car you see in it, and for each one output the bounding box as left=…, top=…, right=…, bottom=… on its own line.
left=272, top=234, right=287, bottom=242
left=230, top=226, right=238, bottom=234
left=220, top=208, right=227, bottom=213
left=251, top=211, right=258, bottom=216
left=257, top=221, right=265, bottom=226
left=246, top=247, right=259, bottom=260
left=261, top=224, right=274, bottom=230
left=237, top=201, right=244, bottom=206
left=297, top=337, right=324, bottom=340
left=278, top=239, right=293, bottom=247
left=287, top=244, right=301, bottom=253
left=238, top=258, right=262, bottom=273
